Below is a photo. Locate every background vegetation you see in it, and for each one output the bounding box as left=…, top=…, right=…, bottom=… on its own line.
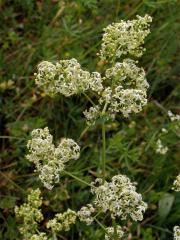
left=0, top=0, right=180, bottom=239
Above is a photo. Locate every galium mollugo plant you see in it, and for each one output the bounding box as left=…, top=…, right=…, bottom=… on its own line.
left=16, top=15, right=153, bottom=239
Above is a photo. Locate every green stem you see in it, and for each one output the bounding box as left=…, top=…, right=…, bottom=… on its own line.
left=102, top=121, right=106, bottom=183
left=0, top=171, right=26, bottom=194
left=78, top=125, right=90, bottom=141
left=112, top=218, right=118, bottom=240
left=94, top=217, right=107, bottom=232
left=52, top=232, right=57, bottom=240
left=83, top=92, right=96, bottom=107
left=63, top=170, right=91, bottom=187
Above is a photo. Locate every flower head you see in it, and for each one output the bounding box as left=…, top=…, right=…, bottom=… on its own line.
left=26, top=127, right=80, bottom=189
left=105, top=226, right=124, bottom=240
left=172, top=174, right=180, bottom=192
left=105, top=59, right=149, bottom=91
left=91, top=174, right=147, bottom=221
left=47, top=209, right=77, bottom=233
left=15, top=189, right=44, bottom=239
left=29, top=233, right=48, bottom=240
left=168, top=111, right=180, bottom=122
left=55, top=58, right=91, bottom=96
left=35, top=58, right=103, bottom=97
left=34, top=61, right=57, bottom=96
left=155, top=139, right=168, bottom=155
left=111, top=87, right=147, bottom=117
left=174, top=226, right=180, bottom=240
left=100, top=15, right=152, bottom=60
left=77, top=204, right=95, bottom=225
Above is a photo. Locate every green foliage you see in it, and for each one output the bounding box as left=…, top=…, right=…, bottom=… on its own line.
left=0, top=0, right=180, bottom=239
left=158, top=193, right=174, bottom=221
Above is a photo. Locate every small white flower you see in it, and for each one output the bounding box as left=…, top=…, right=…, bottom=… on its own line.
left=89, top=72, right=104, bottom=93
left=172, top=174, right=180, bottom=192
left=105, top=226, right=124, bottom=240
left=83, top=105, right=101, bottom=126
left=78, top=204, right=95, bottom=225
left=168, top=111, right=180, bottom=122
left=174, top=226, right=180, bottom=240
left=29, top=233, right=48, bottom=240
left=161, top=128, right=168, bottom=133
left=155, top=139, right=168, bottom=155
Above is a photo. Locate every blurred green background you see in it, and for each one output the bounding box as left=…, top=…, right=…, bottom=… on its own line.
left=0, top=0, right=180, bottom=239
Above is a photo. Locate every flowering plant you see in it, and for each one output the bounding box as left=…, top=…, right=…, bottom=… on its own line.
left=15, top=15, right=157, bottom=240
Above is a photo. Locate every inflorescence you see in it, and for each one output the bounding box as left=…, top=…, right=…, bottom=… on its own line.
left=105, top=226, right=124, bottom=240
left=15, top=189, right=47, bottom=240
left=26, top=127, right=80, bottom=189
left=100, top=14, right=152, bottom=60
left=34, top=15, right=152, bottom=126
left=174, top=226, right=180, bottom=240
left=91, top=174, right=147, bottom=221
left=35, top=58, right=103, bottom=97
left=172, top=174, right=180, bottom=192
left=155, top=139, right=168, bottom=155
left=47, top=209, right=77, bottom=233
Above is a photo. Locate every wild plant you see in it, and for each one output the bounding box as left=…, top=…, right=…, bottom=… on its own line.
left=15, top=14, right=175, bottom=240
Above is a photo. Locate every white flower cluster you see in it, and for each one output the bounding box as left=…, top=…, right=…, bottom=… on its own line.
left=84, top=59, right=148, bottom=124
left=174, top=226, right=180, bottom=240
left=47, top=209, right=77, bottom=232
left=84, top=105, right=101, bottom=125
left=155, top=139, right=168, bottom=155
left=172, top=174, right=180, bottom=192
left=34, top=16, right=151, bottom=125
left=105, top=226, right=124, bottom=240
left=168, top=111, right=180, bottom=122
left=35, top=58, right=103, bottom=97
left=91, top=174, right=147, bottom=221
left=34, top=61, right=57, bottom=96
left=111, top=87, right=147, bottom=118
left=105, top=59, right=149, bottom=91
left=15, top=189, right=47, bottom=240
left=100, top=14, right=152, bottom=60
left=77, top=204, right=95, bottom=225
left=29, top=233, right=48, bottom=240
left=26, top=127, right=80, bottom=189
left=161, top=128, right=168, bottom=133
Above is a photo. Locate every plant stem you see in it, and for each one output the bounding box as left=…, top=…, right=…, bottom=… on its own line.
left=83, top=92, right=96, bottom=107
left=53, top=232, right=57, bottom=240
left=78, top=125, right=90, bottom=141
left=63, top=170, right=91, bottom=187
left=94, top=217, right=107, bottom=232
left=112, top=218, right=118, bottom=240
left=0, top=171, right=26, bottom=194
left=102, top=120, right=106, bottom=183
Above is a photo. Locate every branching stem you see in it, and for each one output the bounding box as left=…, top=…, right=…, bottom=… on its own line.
left=112, top=218, right=118, bottom=240
left=102, top=121, right=106, bottom=183
left=63, top=170, right=91, bottom=187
